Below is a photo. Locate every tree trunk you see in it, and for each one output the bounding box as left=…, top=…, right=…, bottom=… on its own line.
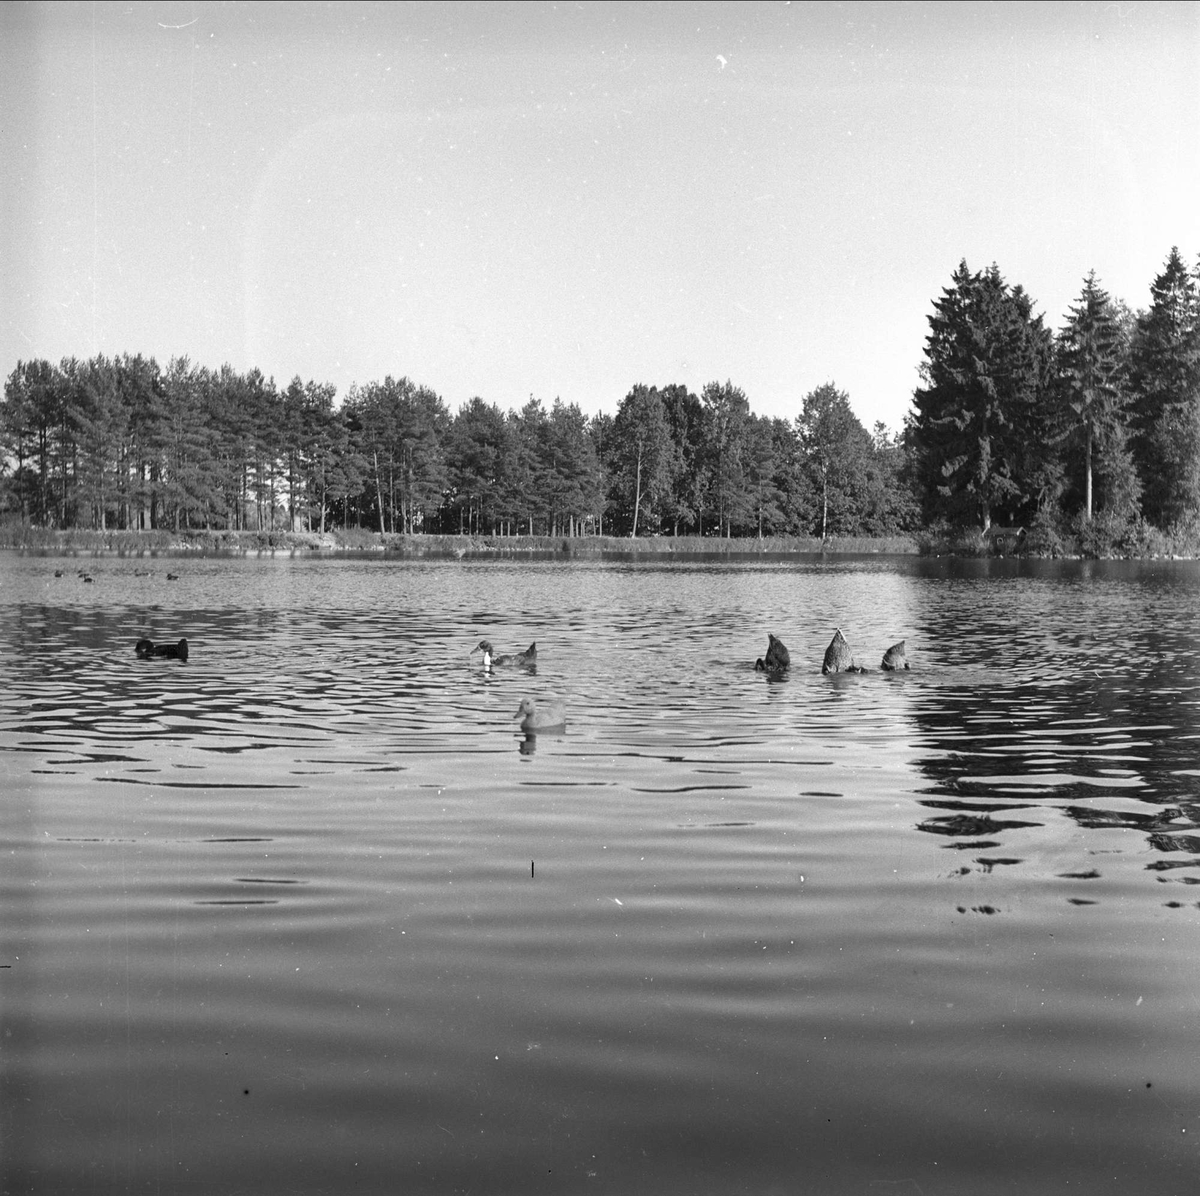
left=373, top=451, right=385, bottom=533
left=631, top=448, right=643, bottom=537
left=1085, top=421, right=1093, bottom=522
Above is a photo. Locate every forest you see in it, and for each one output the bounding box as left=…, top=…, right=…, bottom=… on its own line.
left=3, top=247, right=1199, bottom=555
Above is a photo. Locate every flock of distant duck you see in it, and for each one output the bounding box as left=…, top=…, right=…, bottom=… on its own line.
left=60, top=569, right=906, bottom=739
left=56, top=568, right=179, bottom=583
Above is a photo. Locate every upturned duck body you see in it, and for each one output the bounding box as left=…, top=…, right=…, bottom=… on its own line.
left=822, top=628, right=866, bottom=674
left=881, top=640, right=910, bottom=670
left=754, top=633, right=791, bottom=673
left=135, top=637, right=189, bottom=661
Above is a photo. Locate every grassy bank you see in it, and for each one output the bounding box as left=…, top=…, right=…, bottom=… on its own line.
left=6, top=523, right=1198, bottom=560
left=0, top=525, right=921, bottom=559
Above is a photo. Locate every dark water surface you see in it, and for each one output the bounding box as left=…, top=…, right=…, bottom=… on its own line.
left=3, top=552, right=1200, bottom=1194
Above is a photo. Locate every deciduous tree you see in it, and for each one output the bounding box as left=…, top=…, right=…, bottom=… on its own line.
left=611, top=385, right=674, bottom=536
left=796, top=383, right=874, bottom=539
left=701, top=380, right=751, bottom=537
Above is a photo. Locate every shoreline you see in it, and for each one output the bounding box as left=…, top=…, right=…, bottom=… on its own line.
left=2, top=527, right=1193, bottom=562
left=0, top=528, right=920, bottom=560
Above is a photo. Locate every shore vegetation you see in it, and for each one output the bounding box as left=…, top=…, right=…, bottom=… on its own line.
left=4, top=247, right=1199, bottom=559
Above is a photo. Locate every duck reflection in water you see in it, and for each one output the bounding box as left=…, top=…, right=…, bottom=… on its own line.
left=472, top=639, right=537, bottom=672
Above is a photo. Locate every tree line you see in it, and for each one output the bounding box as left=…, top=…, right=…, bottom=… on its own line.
left=0, top=360, right=915, bottom=540
left=910, top=246, right=1200, bottom=551
left=3, top=246, right=1198, bottom=549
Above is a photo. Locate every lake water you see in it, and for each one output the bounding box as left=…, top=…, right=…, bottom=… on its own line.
left=2, top=550, right=1200, bottom=1195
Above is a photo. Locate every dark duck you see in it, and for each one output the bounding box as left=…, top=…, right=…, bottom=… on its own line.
left=136, top=637, right=189, bottom=662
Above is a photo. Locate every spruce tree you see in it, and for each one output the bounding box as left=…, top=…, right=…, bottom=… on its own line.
left=1129, top=247, right=1200, bottom=528
left=1056, top=272, right=1137, bottom=523
left=911, top=261, right=1056, bottom=532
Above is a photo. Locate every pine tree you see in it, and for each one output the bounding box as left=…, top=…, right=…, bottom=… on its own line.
left=506, top=397, right=549, bottom=536
left=446, top=397, right=510, bottom=534
left=161, top=357, right=222, bottom=532
left=68, top=356, right=128, bottom=531
left=545, top=398, right=604, bottom=537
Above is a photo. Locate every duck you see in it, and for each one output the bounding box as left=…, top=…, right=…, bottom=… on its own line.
left=135, top=637, right=189, bottom=662
left=472, top=640, right=537, bottom=669
left=754, top=633, right=791, bottom=673
left=515, top=698, right=566, bottom=733
left=821, top=628, right=867, bottom=674
left=881, top=640, right=910, bottom=671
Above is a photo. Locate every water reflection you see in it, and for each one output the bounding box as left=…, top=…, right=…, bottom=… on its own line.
left=904, top=556, right=1200, bottom=910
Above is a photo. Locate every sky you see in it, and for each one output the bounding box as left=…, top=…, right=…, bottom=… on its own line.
left=3, top=1, right=1198, bottom=433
